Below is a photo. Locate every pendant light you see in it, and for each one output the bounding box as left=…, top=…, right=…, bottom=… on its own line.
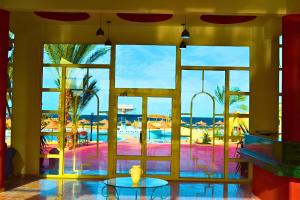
left=181, top=16, right=190, bottom=39
left=179, top=40, right=187, bottom=49
left=96, top=14, right=104, bottom=37
left=105, top=21, right=112, bottom=47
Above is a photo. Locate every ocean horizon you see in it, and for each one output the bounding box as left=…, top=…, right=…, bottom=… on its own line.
left=45, top=114, right=224, bottom=126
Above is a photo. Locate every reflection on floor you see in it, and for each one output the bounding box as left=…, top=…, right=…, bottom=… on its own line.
left=1, top=177, right=255, bottom=199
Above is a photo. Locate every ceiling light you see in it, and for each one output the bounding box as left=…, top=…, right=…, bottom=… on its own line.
left=96, top=27, right=104, bottom=37
left=179, top=40, right=187, bottom=49
left=181, top=27, right=190, bottom=39
left=105, top=21, right=112, bottom=47
left=181, top=16, right=190, bottom=39
left=96, top=14, right=104, bottom=37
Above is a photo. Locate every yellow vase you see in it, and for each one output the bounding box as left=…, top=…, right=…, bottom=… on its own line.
left=129, top=165, right=143, bottom=184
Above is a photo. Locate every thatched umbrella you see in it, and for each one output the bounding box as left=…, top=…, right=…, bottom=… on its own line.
left=78, top=119, right=91, bottom=125
left=125, top=119, right=131, bottom=126
left=215, top=120, right=224, bottom=127
left=99, top=119, right=108, bottom=125
left=196, top=121, right=207, bottom=127
left=46, top=120, right=59, bottom=131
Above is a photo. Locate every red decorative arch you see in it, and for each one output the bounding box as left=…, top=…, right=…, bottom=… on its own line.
left=35, top=12, right=90, bottom=21
left=117, top=13, right=173, bottom=23
left=200, top=15, right=256, bottom=24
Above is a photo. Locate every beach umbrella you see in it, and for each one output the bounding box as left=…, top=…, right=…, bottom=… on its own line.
left=46, top=120, right=59, bottom=129
left=215, top=120, right=224, bottom=127
left=132, top=120, right=141, bottom=128
left=99, top=119, right=108, bottom=124
left=125, top=119, right=131, bottom=125
left=147, top=114, right=170, bottom=121
left=77, top=119, right=91, bottom=125
left=196, top=121, right=207, bottom=127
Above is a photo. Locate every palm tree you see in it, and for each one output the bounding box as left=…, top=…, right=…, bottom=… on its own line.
left=44, top=44, right=109, bottom=65
left=214, top=85, right=247, bottom=111
left=68, top=74, right=99, bottom=133
left=42, top=44, right=109, bottom=148
left=214, top=85, right=248, bottom=136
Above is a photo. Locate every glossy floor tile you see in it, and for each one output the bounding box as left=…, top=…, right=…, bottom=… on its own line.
left=1, top=177, right=255, bottom=199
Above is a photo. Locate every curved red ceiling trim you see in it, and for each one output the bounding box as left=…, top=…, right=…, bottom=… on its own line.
left=200, top=15, right=256, bottom=24
left=117, top=13, right=173, bottom=22
left=34, top=12, right=90, bottom=21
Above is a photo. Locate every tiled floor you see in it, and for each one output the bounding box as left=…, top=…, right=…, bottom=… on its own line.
left=1, top=177, right=255, bottom=199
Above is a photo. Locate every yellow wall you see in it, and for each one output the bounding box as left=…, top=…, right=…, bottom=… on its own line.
left=250, top=23, right=281, bottom=133
left=11, top=23, right=42, bottom=175
left=9, top=13, right=281, bottom=175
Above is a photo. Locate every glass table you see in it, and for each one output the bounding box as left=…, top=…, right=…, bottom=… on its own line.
left=102, top=177, right=169, bottom=199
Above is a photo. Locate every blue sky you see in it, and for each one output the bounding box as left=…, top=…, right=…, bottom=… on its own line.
left=42, top=45, right=250, bottom=117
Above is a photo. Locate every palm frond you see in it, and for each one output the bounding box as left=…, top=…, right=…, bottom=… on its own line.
left=214, top=85, right=225, bottom=105
left=85, top=48, right=110, bottom=64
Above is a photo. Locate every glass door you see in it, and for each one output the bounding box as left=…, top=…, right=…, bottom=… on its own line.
left=115, top=96, right=172, bottom=177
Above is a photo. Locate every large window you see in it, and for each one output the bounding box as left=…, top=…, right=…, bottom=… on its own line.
left=115, top=45, right=176, bottom=89
left=6, top=32, right=14, bottom=147
left=40, top=44, right=110, bottom=176
left=279, top=35, right=282, bottom=134
left=180, top=46, right=250, bottom=180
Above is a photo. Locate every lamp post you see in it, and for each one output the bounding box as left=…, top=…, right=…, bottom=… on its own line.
left=90, top=112, right=94, bottom=141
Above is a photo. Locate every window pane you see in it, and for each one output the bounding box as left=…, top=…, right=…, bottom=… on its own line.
left=229, top=95, right=249, bottom=114
left=279, top=96, right=282, bottom=134
left=147, top=97, right=172, bottom=156
left=117, top=160, right=140, bottom=174
left=42, top=92, right=60, bottom=111
left=181, top=46, right=250, bottom=67
left=279, top=47, right=282, bottom=68
left=42, top=67, right=61, bottom=89
left=115, top=45, right=176, bottom=89
left=230, top=71, right=249, bottom=92
left=279, top=70, right=282, bottom=93
left=146, top=161, right=170, bottom=175
left=43, top=44, right=110, bottom=64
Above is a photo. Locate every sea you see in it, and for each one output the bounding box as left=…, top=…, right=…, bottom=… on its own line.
left=46, top=114, right=223, bottom=126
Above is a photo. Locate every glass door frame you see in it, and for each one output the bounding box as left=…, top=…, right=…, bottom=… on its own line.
left=109, top=89, right=177, bottom=179
left=40, top=64, right=111, bottom=179
left=180, top=66, right=251, bottom=182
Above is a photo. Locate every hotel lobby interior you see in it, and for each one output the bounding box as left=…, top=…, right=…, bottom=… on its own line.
left=0, top=0, right=300, bottom=199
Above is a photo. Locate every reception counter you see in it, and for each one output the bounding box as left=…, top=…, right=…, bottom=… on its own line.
left=239, top=134, right=300, bottom=178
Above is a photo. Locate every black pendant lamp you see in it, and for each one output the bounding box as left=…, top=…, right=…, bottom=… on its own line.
left=105, top=21, right=112, bottom=47
left=179, top=40, right=187, bottom=49
left=181, top=16, right=190, bottom=39
left=96, top=15, right=104, bottom=37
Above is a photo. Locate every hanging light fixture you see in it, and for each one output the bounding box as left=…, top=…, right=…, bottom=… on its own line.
left=181, top=16, right=190, bottom=39
left=96, top=14, right=104, bottom=37
left=179, top=40, right=187, bottom=49
left=105, top=21, right=112, bottom=47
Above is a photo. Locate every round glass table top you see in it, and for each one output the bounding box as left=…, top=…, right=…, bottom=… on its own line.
left=104, top=177, right=168, bottom=188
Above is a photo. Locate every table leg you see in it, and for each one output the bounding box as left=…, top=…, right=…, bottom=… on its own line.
left=101, top=185, right=119, bottom=200
left=150, top=186, right=168, bottom=200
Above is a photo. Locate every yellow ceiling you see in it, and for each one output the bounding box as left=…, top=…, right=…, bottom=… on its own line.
left=1, top=0, right=288, bottom=15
